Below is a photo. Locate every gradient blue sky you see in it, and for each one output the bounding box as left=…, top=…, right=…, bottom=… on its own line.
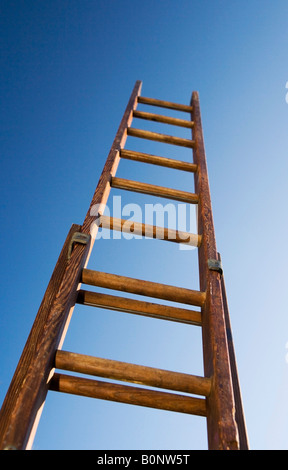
left=1, top=0, right=288, bottom=450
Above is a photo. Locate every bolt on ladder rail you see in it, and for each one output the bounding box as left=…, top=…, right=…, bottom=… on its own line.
left=0, top=80, right=249, bottom=450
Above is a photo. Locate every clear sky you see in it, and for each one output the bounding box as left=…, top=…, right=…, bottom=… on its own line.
left=1, top=0, right=288, bottom=450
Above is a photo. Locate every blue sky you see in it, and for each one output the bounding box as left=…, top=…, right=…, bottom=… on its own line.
left=1, top=0, right=288, bottom=450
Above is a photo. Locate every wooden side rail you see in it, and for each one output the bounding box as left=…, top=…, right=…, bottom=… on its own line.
left=77, top=290, right=202, bottom=326
left=191, top=91, right=240, bottom=449
left=0, top=224, right=87, bottom=450
left=81, top=269, right=206, bottom=307
left=81, top=81, right=143, bottom=234
left=55, top=351, right=212, bottom=397
left=111, top=177, right=199, bottom=204
left=120, top=149, right=198, bottom=172
left=50, top=373, right=207, bottom=417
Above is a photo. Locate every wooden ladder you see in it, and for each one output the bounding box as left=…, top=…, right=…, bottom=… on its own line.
left=0, top=80, right=249, bottom=450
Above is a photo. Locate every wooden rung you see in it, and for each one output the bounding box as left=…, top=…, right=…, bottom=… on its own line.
left=120, top=149, right=198, bottom=173
left=133, top=110, right=194, bottom=128
left=97, top=215, right=201, bottom=247
left=127, top=128, right=195, bottom=148
left=81, top=269, right=206, bottom=307
left=77, top=290, right=202, bottom=326
left=55, top=350, right=211, bottom=396
left=111, top=177, right=199, bottom=204
left=50, top=373, right=207, bottom=417
left=138, top=96, right=193, bottom=113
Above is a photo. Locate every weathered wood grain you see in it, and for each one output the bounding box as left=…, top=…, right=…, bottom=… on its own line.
left=81, top=269, right=206, bottom=307
left=133, top=110, right=194, bottom=128
left=0, top=224, right=83, bottom=450
left=111, top=176, right=199, bottom=204
left=97, top=215, right=201, bottom=247
left=127, top=128, right=195, bottom=148
left=138, top=96, right=193, bottom=113
left=76, top=289, right=202, bottom=326
left=218, top=253, right=249, bottom=449
left=55, top=350, right=211, bottom=396
left=81, top=81, right=143, bottom=236
left=50, top=373, right=207, bottom=417
left=120, top=149, right=198, bottom=172
left=191, top=91, right=240, bottom=450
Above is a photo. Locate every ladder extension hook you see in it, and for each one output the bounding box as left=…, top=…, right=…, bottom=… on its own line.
left=208, top=258, right=223, bottom=276
left=68, top=232, right=91, bottom=259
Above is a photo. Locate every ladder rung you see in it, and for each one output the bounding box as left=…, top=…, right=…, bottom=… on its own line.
left=81, top=269, right=206, bottom=307
left=50, top=373, right=207, bottom=417
left=138, top=96, right=193, bottom=113
left=120, top=149, right=198, bottom=172
left=127, top=128, right=195, bottom=148
left=133, top=110, right=194, bottom=128
left=77, top=290, right=202, bottom=326
left=111, top=177, right=199, bottom=204
left=55, top=350, right=211, bottom=396
left=98, top=215, right=201, bottom=247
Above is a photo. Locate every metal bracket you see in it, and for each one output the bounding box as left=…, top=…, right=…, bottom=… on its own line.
left=68, top=232, right=91, bottom=259
left=208, top=258, right=223, bottom=275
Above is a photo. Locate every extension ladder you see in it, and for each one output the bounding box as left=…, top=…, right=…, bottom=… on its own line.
left=0, top=80, right=248, bottom=450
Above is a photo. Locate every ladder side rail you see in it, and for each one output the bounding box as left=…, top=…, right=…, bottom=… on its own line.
left=218, top=253, right=249, bottom=450
left=81, top=80, right=142, bottom=236
left=0, top=80, right=142, bottom=450
left=0, top=224, right=81, bottom=450
left=190, top=92, right=239, bottom=450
